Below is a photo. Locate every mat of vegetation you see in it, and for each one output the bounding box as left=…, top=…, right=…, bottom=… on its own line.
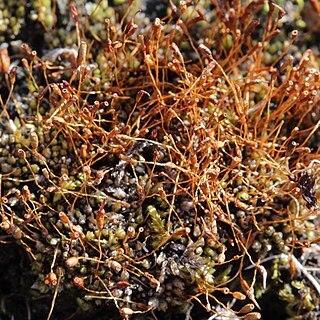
left=0, top=1, right=319, bottom=319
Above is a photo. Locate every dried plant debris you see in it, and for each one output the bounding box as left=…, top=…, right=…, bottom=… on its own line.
left=298, top=172, right=317, bottom=209
left=0, top=1, right=319, bottom=320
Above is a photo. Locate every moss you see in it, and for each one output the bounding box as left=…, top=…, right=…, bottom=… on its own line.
left=0, top=1, right=319, bottom=320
